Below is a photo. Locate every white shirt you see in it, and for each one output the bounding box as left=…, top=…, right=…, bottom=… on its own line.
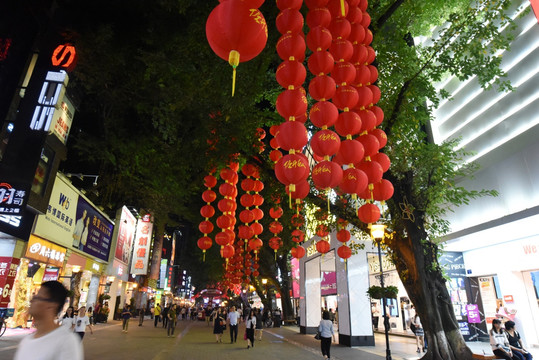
left=60, top=317, right=74, bottom=329
left=245, top=317, right=256, bottom=329
left=74, top=315, right=90, bottom=332
left=14, top=325, right=83, bottom=360
left=227, top=311, right=240, bottom=325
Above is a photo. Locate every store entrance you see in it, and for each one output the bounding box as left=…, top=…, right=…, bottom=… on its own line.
left=320, top=251, right=338, bottom=333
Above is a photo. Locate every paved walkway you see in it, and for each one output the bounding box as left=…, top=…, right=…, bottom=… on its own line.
left=1, top=318, right=537, bottom=359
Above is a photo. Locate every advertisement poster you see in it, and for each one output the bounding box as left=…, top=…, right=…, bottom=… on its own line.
left=466, top=304, right=481, bottom=324
left=291, top=257, right=300, bottom=298
left=0, top=257, right=20, bottom=307
left=321, top=271, right=337, bottom=296
left=33, top=175, right=113, bottom=262
left=114, top=206, right=136, bottom=264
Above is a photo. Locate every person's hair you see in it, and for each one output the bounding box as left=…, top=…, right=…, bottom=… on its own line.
left=505, top=320, right=515, bottom=330
left=322, top=310, right=330, bottom=320
left=41, top=281, right=68, bottom=315
left=64, top=306, right=74, bottom=318
left=491, top=319, right=502, bottom=334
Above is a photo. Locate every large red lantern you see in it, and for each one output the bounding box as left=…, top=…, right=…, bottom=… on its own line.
left=277, top=33, right=306, bottom=61
left=276, top=9, right=304, bottom=34
left=335, top=110, right=362, bottom=137
left=220, top=244, right=235, bottom=259
left=310, top=101, right=339, bottom=128
left=200, top=205, right=216, bottom=218
left=206, top=0, right=268, bottom=96
left=337, top=245, right=352, bottom=259
left=340, top=168, right=368, bottom=194
left=202, top=190, right=217, bottom=203
left=371, top=152, right=390, bottom=172
left=276, top=88, right=308, bottom=120
left=306, top=27, right=333, bottom=53
left=308, top=75, right=336, bottom=101
left=312, top=161, right=343, bottom=190
left=291, top=245, right=306, bottom=259
left=370, top=128, right=388, bottom=149
left=216, top=231, right=232, bottom=247
left=308, top=50, right=335, bottom=75
left=310, top=129, right=341, bottom=158
left=276, top=60, right=307, bottom=89
left=332, top=85, right=359, bottom=110
left=276, top=121, right=308, bottom=151
left=357, top=133, right=380, bottom=158
left=329, top=39, right=353, bottom=62
left=316, top=239, right=331, bottom=254
left=357, top=203, right=380, bottom=224
left=291, top=229, right=305, bottom=243
left=337, top=139, right=364, bottom=165
left=306, top=7, right=332, bottom=28
left=199, top=220, right=214, bottom=234
left=336, top=228, right=351, bottom=242
left=332, top=62, right=356, bottom=85
left=356, top=160, right=383, bottom=184
left=373, top=179, right=394, bottom=202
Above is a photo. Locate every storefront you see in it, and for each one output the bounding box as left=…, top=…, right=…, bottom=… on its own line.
left=299, top=229, right=374, bottom=346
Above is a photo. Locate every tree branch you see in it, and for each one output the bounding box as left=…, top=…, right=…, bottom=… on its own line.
left=374, top=0, right=406, bottom=32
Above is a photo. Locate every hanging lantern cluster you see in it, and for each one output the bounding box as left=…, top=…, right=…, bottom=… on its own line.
left=268, top=199, right=284, bottom=260
left=217, top=163, right=239, bottom=263
left=198, top=172, right=218, bottom=261
left=246, top=165, right=264, bottom=276
left=336, top=218, right=352, bottom=260
left=206, top=0, right=268, bottom=96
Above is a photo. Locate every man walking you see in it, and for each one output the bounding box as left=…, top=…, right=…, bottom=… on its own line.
left=154, top=303, right=162, bottom=327
left=167, top=304, right=178, bottom=337
left=227, top=306, right=241, bottom=343
left=14, top=281, right=83, bottom=360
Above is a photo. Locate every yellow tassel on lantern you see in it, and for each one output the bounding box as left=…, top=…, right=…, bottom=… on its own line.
left=228, top=50, right=240, bottom=97
left=340, top=0, right=346, bottom=16
left=203, top=250, right=206, bottom=262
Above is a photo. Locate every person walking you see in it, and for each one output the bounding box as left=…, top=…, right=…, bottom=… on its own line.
left=167, top=304, right=178, bottom=337
left=490, top=319, right=519, bottom=360
left=121, top=304, right=131, bottom=333
left=60, top=306, right=75, bottom=330
left=227, top=306, right=241, bottom=343
left=245, top=309, right=257, bottom=349
left=14, top=281, right=82, bottom=360
left=138, top=304, right=145, bottom=326
left=162, top=304, right=169, bottom=328
left=255, top=308, right=263, bottom=341
left=213, top=308, right=225, bottom=343
left=154, top=303, right=162, bottom=327
left=412, top=314, right=425, bottom=353
left=504, top=321, right=533, bottom=360
left=73, top=306, right=93, bottom=340
left=319, top=310, right=336, bottom=359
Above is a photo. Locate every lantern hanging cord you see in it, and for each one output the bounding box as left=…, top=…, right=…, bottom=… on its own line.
left=229, top=50, right=240, bottom=97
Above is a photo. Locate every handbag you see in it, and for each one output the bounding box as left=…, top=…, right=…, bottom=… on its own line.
left=244, top=331, right=247, bottom=340
left=314, top=330, right=321, bottom=340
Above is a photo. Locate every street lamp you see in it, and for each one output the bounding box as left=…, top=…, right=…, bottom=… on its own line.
left=371, top=224, right=392, bottom=360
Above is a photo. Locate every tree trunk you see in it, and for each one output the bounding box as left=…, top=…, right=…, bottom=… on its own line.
left=388, top=188, right=474, bottom=359
left=276, top=255, right=294, bottom=321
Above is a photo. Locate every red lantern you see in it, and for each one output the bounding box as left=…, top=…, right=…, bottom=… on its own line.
left=248, top=238, right=263, bottom=252
left=332, top=85, right=359, bottom=110
left=357, top=133, right=380, bottom=157
left=198, top=236, right=213, bottom=252
left=337, top=139, right=364, bottom=164
left=371, top=152, right=390, bottom=172
left=277, top=0, right=303, bottom=10
left=240, top=194, right=254, bottom=208
left=270, top=149, right=283, bottom=162
left=309, top=101, right=339, bottom=128
left=373, top=179, right=394, bottom=202
left=330, top=39, right=354, bottom=62
left=276, top=88, right=308, bottom=120
left=369, top=84, right=381, bottom=104
left=336, top=229, right=351, bottom=242
left=316, top=224, right=329, bottom=237
left=239, top=209, right=255, bottom=224
left=220, top=244, right=235, bottom=259
left=337, top=245, right=352, bottom=259
left=199, top=221, right=214, bottom=234
left=202, top=190, right=217, bottom=203
left=277, top=121, right=308, bottom=151
left=269, top=237, right=282, bottom=251
left=312, top=161, right=343, bottom=190
left=287, top=180, right=311, bottom=200
left=291, top=229, right=305, bottom=243
left=360, top=11, right=371, bottom=27
left=307, top=50, right=334, bottom=75
left=252, top=193, right=264, bottom=206
left=238, top=225, right=254, bottom=239
left=218, top=198, right=236, bottom=213
left=305, top=0, right=329, bottom=8
left=277, top=33, right=306, bottom=61
left=281, top=153, right=310, bottom=184
left=316, top=239, right=331, bottom=254
left=349, top=22, right=365, bottom=44
left=216, top=231, right=232, bottom=246
left=276, top=60, right=307, bottom=89
left=335, top=110, right=362, bottom=136
left=353, top=64, right=371, bottom=86
left=204, top=175, right=217, bottom=188
left=269, top=221, right=284, bottom=234
left=276, top=9, right=304, bottom=34
left=250, top=222, right=263, bottom=236
left=200, top=205, right=216, bottom=218
left=219, top=183, right=236, bottom=198
left=327, top=0, right=349, bottom=18
left=363, top=28, right=373, bottom=45
left=366, top=45, right=376, bottom=64
left=310, top=129, right=341, bottom=157
left=216, top=215, right=234, bottom=229
left=355, top=85, right=373, bottom=109
left=331, top=61, right=356, bottom=85
left=306, top=7, right=331, bottom=28
left=368, top=64, right=378, bottom=83
left=356, top=160, right=383, bottom=184
left=357, top=203, right=381, bottom=224
left=306, top=26, right=333, bottom=53
left=340, top=168, right=368, bottom=194
left=371, top=105, right=384, bottom=126
left=291, top=214, right=305, bottom=227
left=351, top=43, right=368, bottom=64
left=370, top=128, right=387, bottom=149
left=206, top=0, right=268, bottom=96
left=291, top=246, right=306, bottom=259
left=251, top=208, right=264, bottom=221
left=358, top=109, right=376, bottom=133
left=308, top=75, right=336, bottom=101
left=269, top=207, right=284, bottom=219
left=329, top=18, right=351, bottom=40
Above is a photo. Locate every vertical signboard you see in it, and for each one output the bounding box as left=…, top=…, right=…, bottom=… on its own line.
left=130, top=220, right=153, bottom=275
left=113, top=206, right=136, bottom=265
left=0, top=257, right=20, bottom=307
left=158, top=259, right=167, bottom=289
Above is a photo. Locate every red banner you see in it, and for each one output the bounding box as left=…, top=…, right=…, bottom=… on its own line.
left=0, top=257, right=20, bottom=307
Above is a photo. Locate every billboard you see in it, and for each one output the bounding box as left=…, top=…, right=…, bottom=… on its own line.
left=33, top=175, right=113, bottom=262
left=113, top=206, right=136, bottom=265
left=130, top=220, right=153, bottom=275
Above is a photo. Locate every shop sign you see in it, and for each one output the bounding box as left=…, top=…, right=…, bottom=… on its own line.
left=49, top=96, right=75, bottom=144
left=42, top=267, right=59, bottom=282
left=130, top=220, right=153, bottom=275
left=0, top=182, right=27, bottom=216
left=33, top=176, right=113, bottom=262
left=439, top=252, right=466, bottom=277
left=0, top=257, right=20, bottom=308
left=458, top=321, right=470, bottom=336
left=158, top=259, right=167, bottom=289
left=466, top=304, right=481, bottom=323
left=503, top=295, right=514, bottom=303
left=368, top=253, right=396, bottom=274
left=29, top=70, right=69, bottom=132
left=84, top=259, right=102, bottom=274
left=25, top=235, right=66, bottom=267
left=113, top=206, right=136, bottom=265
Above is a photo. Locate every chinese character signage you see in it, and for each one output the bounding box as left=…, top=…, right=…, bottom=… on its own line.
left=0, top=182, right=28, bottom=216
left=33, top=175, right=113, bottom=262
left=49, top=96, right=75, bottom=144
left=113, top=206, right=136, bottom=265
left=0, top=257, right=20, bottom=307
left=25, top=236, right=66, bottom=267
left=130, top=220, right=153, bottom=275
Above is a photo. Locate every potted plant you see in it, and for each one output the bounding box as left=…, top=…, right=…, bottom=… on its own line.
left=367, top=285, right=398, bottom=299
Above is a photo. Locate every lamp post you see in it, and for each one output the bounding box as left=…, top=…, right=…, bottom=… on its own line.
left=371, top=224, right=392, bottom=360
